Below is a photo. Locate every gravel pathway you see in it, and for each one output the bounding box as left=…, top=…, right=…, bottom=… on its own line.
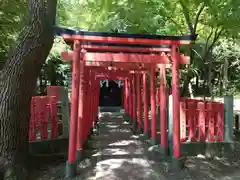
left=86, top=112, right=165, bottom=180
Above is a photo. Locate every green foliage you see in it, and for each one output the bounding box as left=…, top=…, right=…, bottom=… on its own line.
left=0, top=0, right=27, bottom=69
left=43, top=37, right=70, bottom=86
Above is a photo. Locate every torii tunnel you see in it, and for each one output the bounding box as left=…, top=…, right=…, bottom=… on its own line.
left=55, top=27, right=197, bottom=177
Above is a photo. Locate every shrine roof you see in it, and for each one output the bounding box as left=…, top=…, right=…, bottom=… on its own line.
left=55, top=27, right=197, bottom=47
left=55, top=27, right=196, bottom=40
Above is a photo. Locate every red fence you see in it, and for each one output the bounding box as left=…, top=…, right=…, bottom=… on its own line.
left=29, top=95, right=61, bottom=141
left=180, top=98, right=224, bottom=143
left=29, top=85, right=225, bottom=143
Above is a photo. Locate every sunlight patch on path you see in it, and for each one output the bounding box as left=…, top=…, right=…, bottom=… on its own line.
left=108, top=140, right=139, bottom=146
left=95, top=158, right=157, bottom=180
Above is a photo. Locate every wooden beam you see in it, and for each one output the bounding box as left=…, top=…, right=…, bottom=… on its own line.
left=90, top=66, right=147, bottom=72
left=85, top=61, right=165, bottom=70
left=84, top=52, right=169, bottom=63
left=95, top=74, right=130, bottom=79
left=97, top=76, right=127, bottom=80
left=81, top=45, right=171, bottom=53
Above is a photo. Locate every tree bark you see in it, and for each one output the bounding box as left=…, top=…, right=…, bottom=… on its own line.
left=49, top=61, right=57, bottom=86
left=39, top=70, right=45, bottom=95
left=0, top=0, right=57, bottom=179
left=223, top=58, right=229, bottom=95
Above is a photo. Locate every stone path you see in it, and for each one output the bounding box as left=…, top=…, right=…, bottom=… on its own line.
left=84, top=111, right=165, bottom=180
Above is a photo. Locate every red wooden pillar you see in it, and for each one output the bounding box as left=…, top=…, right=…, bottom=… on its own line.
left=66, top=41, right=81, bottom=177
left=123, top=79, right=126, bottom=112
left=83, top=69, right=90, bottom=143
left=159, top=65, right=167, bottom=153
left=129, top=77, right=133, bottom=124
left=93, top=76, right=100, bottom=123
left=49, top=96, right=58, bottom=138
left=90, top=71, right=94, bottom=131
left=92, top=74, right=97, bottom=127
left=91, top=76, right=96, bottom=126
left=88, top=70, right=93, bottom=134
left=96, top=78, right=100, bottom=119
left=137, top=73, right=143, bottom=131
left=92, top=76, right=95, bottom=127
left=92, top=73, right=97, bottom=129
left=197, top=102, right=206, bottom=142
left=124, top=78, right=129, bottom=115
left=143, top=72, right=149, bottom=137
left=96, top=79, right=100, bottom=119
left=172, top=45, right=181, bottom=159
left=76, top=55, right=85, bottom=163
left=132, top=74, right=137, bottom=132
left=150, top=68, right=157, bottom=144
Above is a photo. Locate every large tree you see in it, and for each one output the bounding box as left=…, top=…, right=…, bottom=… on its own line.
left=0, top=0, right=57, bottom=179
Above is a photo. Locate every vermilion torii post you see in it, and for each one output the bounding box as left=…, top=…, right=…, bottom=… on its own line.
left=128, top=78, right=133, bottom=124
left=76, top=51, right=85, bottom=163
left=172, top=45, right=181, bottom=159
left=150, top=68, right=157, bottom=145
left=92, top=76, right=99, bottom=127
left=132, top=75, right=137, bottom=132
left=89, top=72, right=94, bottom=129
left=88, top=70, right=93, bottom=136
left=95, top=79, right=100, bottom=123
left=136, top=73, right=143, bottom=131
left=66, top=41, right=81, bottom=177
left=130, top=76, right=134, bottom=125
left=83, top=69, right=89, bottom=144
left=124, top=79, right=129, bottom=115
left=159, top=64, right=167, bottom=154
left=92, top=71, right=97, bottom=133
left=143, top=72, right=149, bottom=137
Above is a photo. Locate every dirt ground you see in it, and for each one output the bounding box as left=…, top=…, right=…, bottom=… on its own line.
left=28, top=112, right=240, bottom=180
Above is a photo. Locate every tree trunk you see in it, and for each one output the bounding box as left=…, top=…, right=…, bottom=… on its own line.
left=207, top=62, right=214, bottom=100
left=196, top=75, right=199, bottom=93
left=181, top=74, right=191, bottom=96
left=188, top=82, right=194, bottom=98
left=39, top=71, right=45, bottom=95
left=223, top=58, right=229, bottom=95
left=0, top=0, right=57, bottom=179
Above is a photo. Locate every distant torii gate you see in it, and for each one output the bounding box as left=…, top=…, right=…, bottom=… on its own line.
left=56, top=27, right=196, bottom=178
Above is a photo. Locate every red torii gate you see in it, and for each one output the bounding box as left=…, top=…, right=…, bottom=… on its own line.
left=57, top=27, right=196, bottom=177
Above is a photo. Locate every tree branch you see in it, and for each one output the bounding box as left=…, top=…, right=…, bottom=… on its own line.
left=193, top=3, right=205, bottom=33
left=204, top=27, right=214, bottom=56
left=179, top=0, right=205, bottom=35
left=179, top=0, right=194, bottom=34
left=205, top=26, right=224, bottom=57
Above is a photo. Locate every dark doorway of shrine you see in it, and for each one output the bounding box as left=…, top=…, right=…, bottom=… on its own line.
left=99, top=80, right=122, bottom=107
